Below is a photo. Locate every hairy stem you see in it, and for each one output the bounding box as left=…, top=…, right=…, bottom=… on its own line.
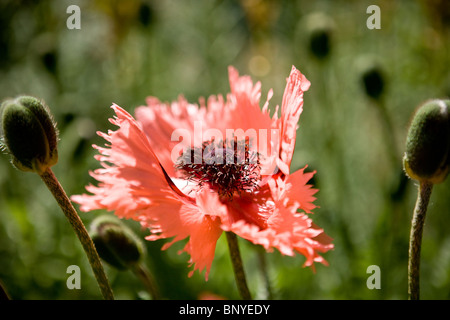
left=40, top=168, right=114, bottom=300
left=408, top=181, right=433, bottom=300
left=256, top=246, right=274, bottom=300
left=225, top=232, right=252, bottom=300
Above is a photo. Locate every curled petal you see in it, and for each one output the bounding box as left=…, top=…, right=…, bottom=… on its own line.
left=71, top=105, right=222, bottom=279
left=278, top=66, right=311, bottom=174
left=71, top=104, right=181, bottom=218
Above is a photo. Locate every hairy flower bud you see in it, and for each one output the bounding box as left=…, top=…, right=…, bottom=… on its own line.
left=403, top=99, right=450, bottom=184
left=1, top=96, right=58, bottom=174
left=90, top=215, right=145, bottom=271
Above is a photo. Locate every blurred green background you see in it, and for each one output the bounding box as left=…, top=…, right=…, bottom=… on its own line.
left=0, top=0, right=449, bottom=300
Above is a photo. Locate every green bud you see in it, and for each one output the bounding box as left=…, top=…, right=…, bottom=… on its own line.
left=305, top=12, right=334, bottom=60
left=90, top=215, right=145, bottom=271
left=361, top=65, right=385, bottom=100
left=403, top=99, right=450, bottom=184
left=1, top=96, right=58, bottom=174
left=356, top=56, right=385, bottom=100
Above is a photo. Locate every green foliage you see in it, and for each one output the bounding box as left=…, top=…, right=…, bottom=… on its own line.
left=0, top=0, right=449, bottom=300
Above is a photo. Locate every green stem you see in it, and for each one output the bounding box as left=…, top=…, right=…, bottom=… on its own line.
left=225, top=232, right=252, bottom=300
left=39, top=168, right=114, bottom=300
left=256, top=246, right=274, bottom=299
left=408, top=181, right=433, bottom=300
left=132, top=263, right=161, bottom=300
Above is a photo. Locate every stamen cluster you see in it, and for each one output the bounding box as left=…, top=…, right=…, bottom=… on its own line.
left=175, top=137, right=261, bottom=199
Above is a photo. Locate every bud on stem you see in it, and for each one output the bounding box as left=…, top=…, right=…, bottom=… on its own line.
left=403, top=99, right=450, bottom=184
left=1, top=96, right=114, bottom=299
left=90, top=215, right=161, bottom=299
left=1, top=96, right=58, bottom=174
left=404, top=99, right=450, bottom=300
left=90, top=215, right=145, bottom=270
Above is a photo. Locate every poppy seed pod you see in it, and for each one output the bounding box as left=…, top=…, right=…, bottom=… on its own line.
left=1, top=96, right=58, bottom=174
left=403, top=99, right=450, bottom=184
left=90, top=215, right=145, bottom=271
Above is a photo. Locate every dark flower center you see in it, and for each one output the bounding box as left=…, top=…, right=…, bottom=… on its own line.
left=175, top=137, right=261, bottom=199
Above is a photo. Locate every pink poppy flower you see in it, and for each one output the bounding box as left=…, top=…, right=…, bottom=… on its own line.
left=71, top=66, right=333, bottom=280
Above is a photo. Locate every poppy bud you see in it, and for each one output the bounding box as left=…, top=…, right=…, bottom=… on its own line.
left=403, top=99, right=450, bottom=184
left=90, top=215, right=145, bottom=271
left=1, top=96, right=58, bottom=174
left=361, top=64, right=385, bottom=100
left=305, top=12, right=334, bottom=60
left=356, top=56, right=386, bottom=100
